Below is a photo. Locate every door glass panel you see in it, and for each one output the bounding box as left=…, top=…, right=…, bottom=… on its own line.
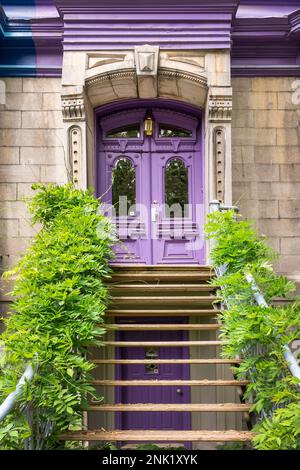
left=165, top=158, right=189, bottom=217
left=106, top=124, right=140, bottom=138
left=112, top=158, right=136, bottom=217
left=159, top=125, right=192, bottom=138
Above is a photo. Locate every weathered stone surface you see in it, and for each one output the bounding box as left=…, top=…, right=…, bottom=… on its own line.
left=233, top=92, right=277, bottom=110
left=0, top=219, right=19, bottom=237
left=232, top=146, right=254, bottom=163
left=254, top=146, right=300, bottom=164
left=279, top=164, right=300, bottom=182
left=277, top=92, right=299, bottom=110
left=0, top=165, right=40, bottom=183
left=0, top=77, right=22, bottom=92
left=23, top=78, right=62, bottom=93
left=277, top=129, right=300, bottom=146
left=0, top=183, right=17, bottom=200
left=254, top=182, right=300, bottom=200
left=232, top=128, right=276, bottom=147
left=40, top=165, right=68, bottom=183
left=0, top=111, right=21, bottom=128
left=20, top=147, right=65, bottom=165
left=232, top=164, right=279, bottom=182
left=256, top=219, right=300, bottom=237
left=281, top=238, right=300, bottom=255
left=279, top=200, right=300, bottom=218
left=22, top=111, right=63, bottom=129
left=5, top=93, right=43, bottom=111
left=238, top=200, right=279, bottom=219
left=253, top=110, right=297, bottom=129
left=42, top=93, right=62, bottom=111
left=0, top=129, right=63, bottom=147
left=17, top=183, right=37, bottom=200
left=0, top=201, right=28, bottom=218
left=231, top=109, right=254, bottom=127
left=0, top=147, right=19, bottom=164
left=252, top=77, right=296, bottom=92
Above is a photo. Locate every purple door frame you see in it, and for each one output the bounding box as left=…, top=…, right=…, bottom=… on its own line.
left=96, top=99, right=205, bottom=265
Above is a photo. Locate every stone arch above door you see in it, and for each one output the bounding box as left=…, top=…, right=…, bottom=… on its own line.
left=60, top=45, right=233, bottom=208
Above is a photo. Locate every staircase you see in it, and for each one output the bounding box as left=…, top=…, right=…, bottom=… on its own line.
left=61, top=265, right=254, bottom=446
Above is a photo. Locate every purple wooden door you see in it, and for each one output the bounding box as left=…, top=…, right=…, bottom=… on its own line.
left=98, top=105, right=204, bottom=264
left=115, top=318, right=191, bottom=438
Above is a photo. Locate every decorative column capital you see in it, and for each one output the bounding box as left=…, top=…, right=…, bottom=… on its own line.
left=61, top=94, right=85, bottom=122
left=208, top=95, right=232, bottom=122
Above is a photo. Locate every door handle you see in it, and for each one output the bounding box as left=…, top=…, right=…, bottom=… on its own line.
left=151, top=204, right=158, bottom=222
left=176, top=388, right=183, bottom=395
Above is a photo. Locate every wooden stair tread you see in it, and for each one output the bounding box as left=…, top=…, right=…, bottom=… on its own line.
left=112, top=265, right=213, bottom=270
left=106, top=309, right=218, bottom=316
left=111, top=273, right=214, bottom=281
left=112, top=296, right=217, bottom=303
left=92, top=379, right=248, bottom=386
left=103, top=341, right=222, bottom=347
left=92, top=359, right=241, bottom=365
left=88, top=403, right=250, bottom=412
left=106, top=323, right=219, bottom=330
left=109, top=284, right=216, bottom=292
left=60, top=429, right=254, bottom=442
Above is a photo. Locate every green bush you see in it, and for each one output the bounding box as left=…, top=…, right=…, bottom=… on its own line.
left=205, top=210, right=300, bottom=450
left=0, top=184, right=115, bottom=449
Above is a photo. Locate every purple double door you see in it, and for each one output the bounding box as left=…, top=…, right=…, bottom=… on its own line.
left=98, top=104, right=205, bottom=265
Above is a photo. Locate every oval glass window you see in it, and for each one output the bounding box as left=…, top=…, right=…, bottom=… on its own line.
left=165, top=158, right=189, bottom=217
left=112, top=158, right=136, bottom=217
left=159, top=125, right=192, bottom=138
left=106, top=124, right=140, bottom=139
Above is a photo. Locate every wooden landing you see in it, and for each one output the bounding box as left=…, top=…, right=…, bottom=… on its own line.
left=92, top=379, right=248, bottom=386
left=106, top=323, right=220, bottom=331
left=88, top=403, right=251, bottom=412
left=60, top=429, right=254, bottom=442
left=93, top=359, right=241, bottom=365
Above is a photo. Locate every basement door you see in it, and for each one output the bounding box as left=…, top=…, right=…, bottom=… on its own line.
left=98, top=106, right=204, bottom=265
left=115, top=318, right=191, bottom=438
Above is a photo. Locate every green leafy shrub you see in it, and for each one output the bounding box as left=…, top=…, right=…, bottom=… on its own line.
left=205, top=209, right=300, bottom=450
left=0, top=184, right=115, bottom=449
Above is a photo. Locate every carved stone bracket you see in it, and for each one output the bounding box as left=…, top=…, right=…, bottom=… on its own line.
left=208, top=95, right=232, bottom=122
left=62, top=94, right=85, bottom=121
left=134, top=44, right=159, bottom=99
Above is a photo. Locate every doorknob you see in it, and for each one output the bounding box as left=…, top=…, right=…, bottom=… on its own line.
left=151, top=203, right=158, bottom=222
left=176, top=388, right=182, bottom=395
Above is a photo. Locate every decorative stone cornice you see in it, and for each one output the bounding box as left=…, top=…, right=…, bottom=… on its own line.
left=61, top=94, right=85, bottom=121
left=159, top=68, right=207, bottom=88
left=85, top=70, right=136, bottom=88
left=208, top=96, right=232, bottom=122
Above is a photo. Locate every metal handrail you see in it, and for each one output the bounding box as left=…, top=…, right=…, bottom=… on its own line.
left=209, top=200, right=300, bottom=382
left=0, top=360, right=35, bottom=423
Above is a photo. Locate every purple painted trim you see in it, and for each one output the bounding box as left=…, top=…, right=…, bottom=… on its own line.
left=2, top=1, right=300, bottom=77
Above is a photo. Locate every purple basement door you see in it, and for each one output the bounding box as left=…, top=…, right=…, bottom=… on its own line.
left=115, top=318, right=191, bottom=440
left=98, top=105, right=205, bottom=265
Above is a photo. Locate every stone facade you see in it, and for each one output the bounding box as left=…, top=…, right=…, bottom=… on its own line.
left=232, top=77, right=300, bottom=281
left=0, top=77, right=67, bottom=314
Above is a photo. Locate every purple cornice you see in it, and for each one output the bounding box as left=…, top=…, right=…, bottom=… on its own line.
left=1, top=1, right=300, bottom=77
left=53, top=1, right=238, bottom=51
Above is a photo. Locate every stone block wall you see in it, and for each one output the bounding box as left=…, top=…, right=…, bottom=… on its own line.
left=232, top=77, right=300, bottom=280
left=0, top=78, right=67, bottom=314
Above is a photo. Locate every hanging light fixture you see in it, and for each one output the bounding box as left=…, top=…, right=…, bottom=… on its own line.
left=144, top=114, right=154, bottom=136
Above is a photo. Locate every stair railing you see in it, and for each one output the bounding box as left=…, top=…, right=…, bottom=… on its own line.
left=209, top=200, right=300, bottom=418
left=0, top=360, right=35, bottom=424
